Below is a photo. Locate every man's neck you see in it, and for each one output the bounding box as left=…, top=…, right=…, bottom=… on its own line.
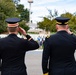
left=9, top=32, right=18, bottom=35
left=57, top=29, right=67, bottom=32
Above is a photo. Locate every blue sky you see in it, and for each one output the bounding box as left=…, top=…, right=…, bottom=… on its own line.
left=19, top=0, right=76, bottom=23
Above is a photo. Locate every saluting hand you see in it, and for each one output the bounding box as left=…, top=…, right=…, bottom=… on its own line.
left=67, top=28, right=73, bottom=35
left=18, top=27, right=27, bottom=35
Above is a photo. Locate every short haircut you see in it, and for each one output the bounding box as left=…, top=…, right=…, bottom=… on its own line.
left=7, top=27, right=18, bottom=32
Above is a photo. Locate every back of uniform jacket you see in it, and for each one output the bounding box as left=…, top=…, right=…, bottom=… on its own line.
left=0, top=34, right=39, bottom=75
left=42, top=31, right=76, bottom=75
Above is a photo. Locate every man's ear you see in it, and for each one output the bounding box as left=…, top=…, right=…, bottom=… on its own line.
left=56, top=25, right=58, bottom=30
left=7, top=27, right=9, bottom=30
left=66, top=25, right=69, bottom=29
left=7, top=27, right=9, bottom=32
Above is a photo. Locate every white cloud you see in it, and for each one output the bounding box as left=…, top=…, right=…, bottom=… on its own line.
left=20, top=0, right=76, bottom=23
left=33, top=0, right=61, bottom=5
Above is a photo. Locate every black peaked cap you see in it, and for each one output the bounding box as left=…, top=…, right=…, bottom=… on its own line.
left=55, top=17, right=70, bottom=25
left=5, top=18, right=21, bottom=24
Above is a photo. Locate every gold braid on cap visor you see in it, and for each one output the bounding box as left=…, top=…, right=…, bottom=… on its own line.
left=8, top=23, right=19, bottom=27
left=56, top=22, right=68, bottom=25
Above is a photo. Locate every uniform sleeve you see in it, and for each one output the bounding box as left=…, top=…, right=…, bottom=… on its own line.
left=0, top=43, right=2, bottom=71
left=26, top=39, right=39, bottom=50
left=0, top=58, right=2, bottom=71
left=24, top=35, right=39, bottom=51
left=42, top=39, right=50, bottom=74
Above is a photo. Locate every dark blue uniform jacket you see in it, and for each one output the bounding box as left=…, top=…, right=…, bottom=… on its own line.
left=0, top=34, right=39, bottom=75
left=42, top=31, right=76, bottom=75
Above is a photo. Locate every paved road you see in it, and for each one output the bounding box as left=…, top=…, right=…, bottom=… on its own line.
left=25, top=50, right=43, bottom=75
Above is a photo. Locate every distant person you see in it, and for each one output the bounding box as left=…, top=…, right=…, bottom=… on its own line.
left=42, top=17, right=76, bottom=75
left=0, top=17, right=39, bottom=75
left=37, top=36, right=42, bottom=46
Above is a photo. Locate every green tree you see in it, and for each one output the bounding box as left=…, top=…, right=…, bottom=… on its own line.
left=38, top=17, right=51, bottom=31
left=61, top=12, right=73, bottom=19
left=61, top=12, right=76, bottom=33
left=37, top=11, right=76, bottom=33
left=19, top=9, right=29, bottom=22
left=0, top=0, right=17, bottom=33
left=0, top=0, right=29, bottom=33
left=16, top=4, right=29, bottom=22
left=0, top=0, right=16, bottom=17
left=16, top=4, right=24, bottom=13
left=37, top=9, right=58, bottom=33
left=37, top=17, right=56, bottom=32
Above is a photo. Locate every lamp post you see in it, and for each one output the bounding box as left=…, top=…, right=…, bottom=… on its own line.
left=28, top=0, right=33, bottom=28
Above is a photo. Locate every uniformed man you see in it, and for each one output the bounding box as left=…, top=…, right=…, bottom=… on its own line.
left=42, top=17, right=76, bottom=75
left=0, top=17, right=39, bottom=75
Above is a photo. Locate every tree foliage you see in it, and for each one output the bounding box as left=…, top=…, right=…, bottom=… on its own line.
left=20, top=9, right=29, bottom=22
left=0, top=0, right=16, bottom=33
left=61, top=12, right=76, bottom=32
left=16, top=4, right=24, bottom=13
left=37, top=11, right=76, bottom=33
left=16, top=4, right=29, bottom=22
left=38, top=17, right=51, bottom=31
left=0, top=0, right=29, bottom=33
